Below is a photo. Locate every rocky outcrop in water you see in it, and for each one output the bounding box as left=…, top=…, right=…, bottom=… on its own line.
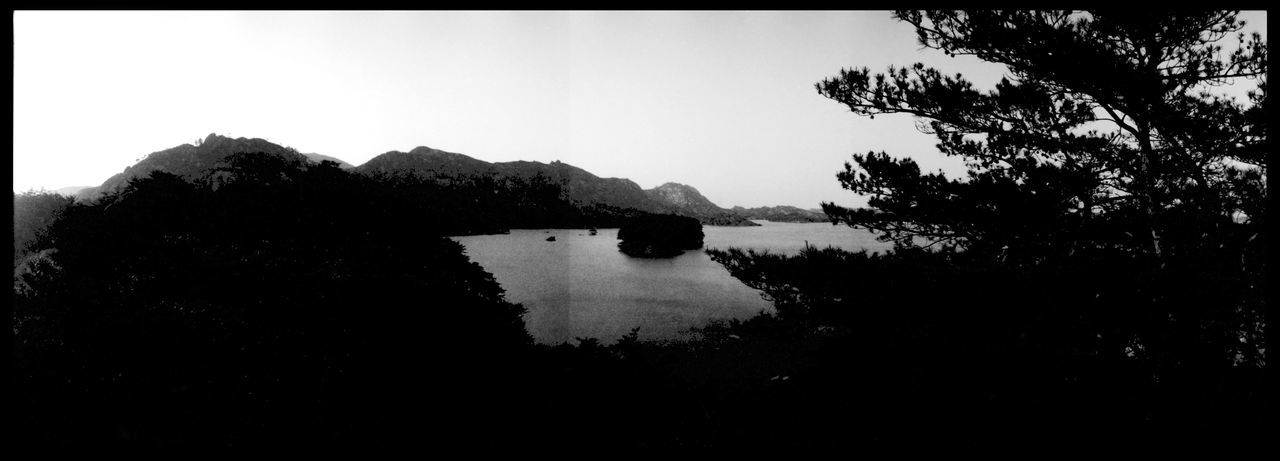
left=616, top=214, right=704, bottom=258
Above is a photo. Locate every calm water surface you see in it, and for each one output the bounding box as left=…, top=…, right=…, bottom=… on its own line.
left=453, top=221, right=888, bottom=344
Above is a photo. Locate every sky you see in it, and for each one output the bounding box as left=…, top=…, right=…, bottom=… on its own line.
left=12, top=11, right=1268, bottom=208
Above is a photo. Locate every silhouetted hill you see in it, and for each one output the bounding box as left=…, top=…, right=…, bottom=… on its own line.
left=301, top=153, right=354, bottom=169
left=54, top=186, right=91, bottom=197
left=70, top=134, right=759, bottom=226
left=357, top=149, right=757, bottom=226
left=729, top=205, right=828, bottom=223
left=356, top=151, right=662, bottom=209
left=357, top=147, right=491, bottom=179
left=647, top=183, right=721, bottom=215
left=508, top=160, right=657, bottom=211
left=77, top=133, right=310, bottom=200
left=644, top=182, right=759, bottom=226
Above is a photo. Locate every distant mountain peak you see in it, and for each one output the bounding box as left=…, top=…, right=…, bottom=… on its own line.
left=647, top=182, right=714, bottom=209
left=54, top=186, right=91, bottom=197
left=728, top=205, right=828, bottom=223
left=195, top=132, right=233, bottom=147
left=642, top=182, right=758, bottom=225
left=72, top=135, right=764, bottom=226
left=301, top=153, right=354, bottom=169
left=358, top=146, right=491, bottom=178
left=78, top=133, right=311, bottom=200
left=407, top=146, right=451, bottom=156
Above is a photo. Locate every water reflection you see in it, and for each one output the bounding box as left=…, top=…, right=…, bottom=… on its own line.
left=453, top=221, right=885, bottom=344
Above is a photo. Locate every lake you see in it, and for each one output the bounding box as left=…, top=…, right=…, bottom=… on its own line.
left=453, top=220, right=889, bottom=344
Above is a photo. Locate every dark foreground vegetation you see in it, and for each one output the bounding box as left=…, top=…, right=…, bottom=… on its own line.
left=14, top=157, right=537, bottom=450
left=12, top=10, right=1271, bottom=453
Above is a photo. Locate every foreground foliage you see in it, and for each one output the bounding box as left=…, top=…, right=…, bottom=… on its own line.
left=11, top=9, right=1269, bottom=452
left=705, top=9, right=1270, bottom=447
left=14, top=157, right=535, bottom=449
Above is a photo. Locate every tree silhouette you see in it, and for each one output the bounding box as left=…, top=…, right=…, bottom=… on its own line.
left=13, top=155, right=535, bottom=450
left=817, top=11, right=1266, bottom=266
left=13, top=191, right=74, bottom=266
left=617, top=214, right=704, bottom=257
left=707, top=10, right=1269, bottom=448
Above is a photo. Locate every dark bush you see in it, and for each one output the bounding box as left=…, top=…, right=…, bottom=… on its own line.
left=12, top=157, right=534, bottom=451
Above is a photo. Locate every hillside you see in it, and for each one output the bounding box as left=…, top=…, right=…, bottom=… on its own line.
left=301, top=153, right=354, bottom=169
left=357, top=146, right=491, bottom=179
left=70, top=134, right=763, bottom=227
left=77, top=133, right=310, bottom=200
left=644, top=183, right=760, bottom=226
left=728, top=205, right=829, bottom=223
left=54, top=186, right=91, bottom=197
left=646, top=183, right=723, bottom=217
left=358, top=150, right=757, bottom=226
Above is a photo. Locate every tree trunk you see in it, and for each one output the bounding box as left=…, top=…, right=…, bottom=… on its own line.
left=1133, top=119, right=1164, bottom=263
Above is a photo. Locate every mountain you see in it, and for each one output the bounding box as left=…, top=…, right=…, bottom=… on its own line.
left=644, top=183, right=758, bottom=226
left=77, top=133, right=310, bottom=200
left=301, top=153, right=354, bottom=169
left=357, top=150, right=758, bottom=226
left=359, top=152, right=660, bottom=211
left=646, top=183, right=724, bottom=217
left=72, top=133, right=760, bottom=226
left=495, top=161, right=659, bottom=212
left=357, top=146, right=491, bottom=179
left=54, top=186, right=91, bottom=197
left=728, top=205, right=829, bottom=223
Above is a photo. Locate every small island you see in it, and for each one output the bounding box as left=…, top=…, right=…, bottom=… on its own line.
left=616, top=214, right=704, bottom=258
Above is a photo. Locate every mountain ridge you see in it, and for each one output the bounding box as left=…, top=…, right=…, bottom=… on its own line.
left=77, top=133, right=312, bottom=200
left=357, top=149, right=758, bottom=226
left=301, top=152, right=355, bottom=169
left=71, top=134, right=817, bottom=225
left=728, top=205, right=829, bottom=223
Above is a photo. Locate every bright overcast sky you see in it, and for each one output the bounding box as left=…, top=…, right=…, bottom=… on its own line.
left=12, top=11, right=1268, bottom=208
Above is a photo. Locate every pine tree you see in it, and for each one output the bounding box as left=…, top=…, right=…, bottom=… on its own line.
left=817, top=11, right=1266, bottom=269
left=703, top=12, right=1271, bottom=443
